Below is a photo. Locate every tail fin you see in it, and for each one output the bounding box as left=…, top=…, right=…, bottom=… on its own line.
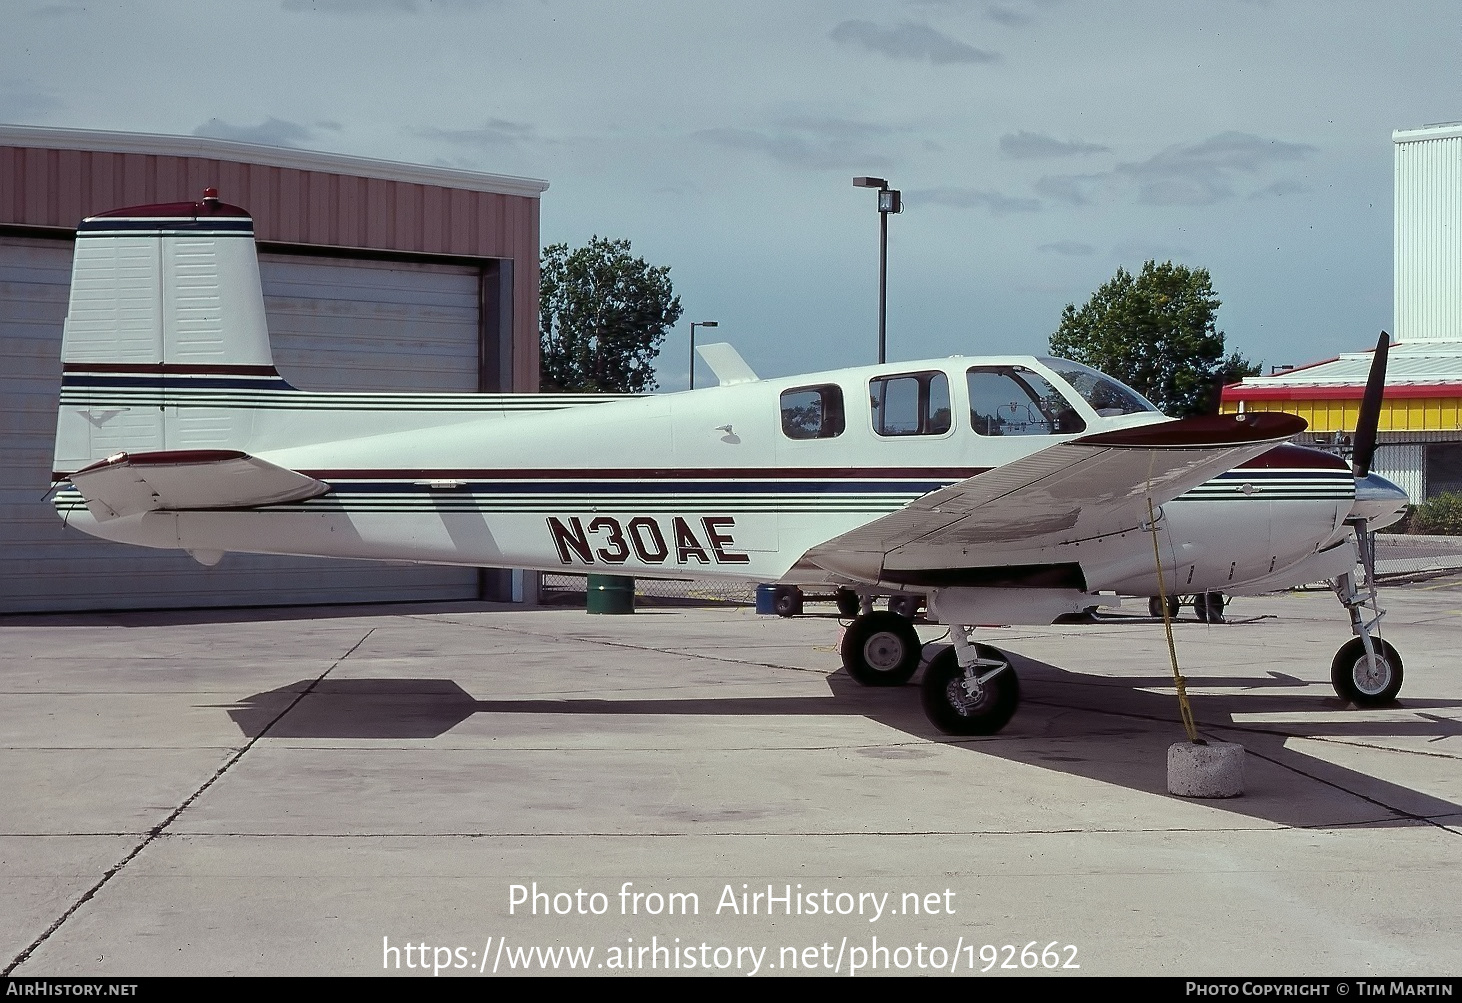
left=54, top=190, right=278, bottom=475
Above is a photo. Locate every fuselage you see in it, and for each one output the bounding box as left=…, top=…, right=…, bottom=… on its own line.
left=53, top=354, right=1400, bottom=611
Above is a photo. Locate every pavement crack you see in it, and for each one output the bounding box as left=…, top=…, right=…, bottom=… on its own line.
left=2, top=628, right=377, bottom=976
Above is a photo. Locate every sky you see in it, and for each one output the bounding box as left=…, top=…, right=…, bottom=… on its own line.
left=6, top=0, right=1462, bottom=390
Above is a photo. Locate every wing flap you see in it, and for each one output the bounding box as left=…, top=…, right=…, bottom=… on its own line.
left=68, top=449, right=328, bottom=519
left=805, top=412, right=1307, bottom=581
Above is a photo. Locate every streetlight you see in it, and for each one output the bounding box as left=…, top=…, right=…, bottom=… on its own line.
left=853, top=176, right=902, bottom=364
left=689, top=320, right=718, bottom=389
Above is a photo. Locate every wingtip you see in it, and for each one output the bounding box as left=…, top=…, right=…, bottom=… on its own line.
left=1073, top=412, right=1308, bottom=449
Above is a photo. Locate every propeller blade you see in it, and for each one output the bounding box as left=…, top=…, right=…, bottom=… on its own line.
left=1351, top=331, right=1390, bottom=479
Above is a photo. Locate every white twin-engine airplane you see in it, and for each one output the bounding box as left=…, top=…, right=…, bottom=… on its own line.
left=52, top=192, right=1411, bottom=736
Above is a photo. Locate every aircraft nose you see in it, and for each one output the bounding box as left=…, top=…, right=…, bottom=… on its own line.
left=1351, top=471, right=1410, bottom=530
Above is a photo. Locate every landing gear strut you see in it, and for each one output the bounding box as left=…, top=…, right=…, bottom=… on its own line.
left=920, top=625, right=1020, bottom=735
left=1329, top=519, right=1403, bottom=706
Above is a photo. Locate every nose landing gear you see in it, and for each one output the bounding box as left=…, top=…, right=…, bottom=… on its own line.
left=1329, top=520, right=1403, bottom=706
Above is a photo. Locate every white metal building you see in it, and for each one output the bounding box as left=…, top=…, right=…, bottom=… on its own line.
left=1222, top=122, right=1462, bottom=503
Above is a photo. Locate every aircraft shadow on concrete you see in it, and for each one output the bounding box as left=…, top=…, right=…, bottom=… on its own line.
left=226, top=655, right=1462, bottom=831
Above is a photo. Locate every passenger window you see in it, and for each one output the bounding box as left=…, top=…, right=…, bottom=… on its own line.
left=781, top=384, right=845, bottom=439
left=870, top=371, right=952, bottom=437
left=967, top=366, right=1086, bottom=436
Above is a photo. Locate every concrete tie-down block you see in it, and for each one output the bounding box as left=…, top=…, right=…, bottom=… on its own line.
left=1167, top=741, right=1244, bottom=798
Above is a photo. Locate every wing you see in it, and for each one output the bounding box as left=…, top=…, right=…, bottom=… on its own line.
left=802, top=412, right=1307, bottom=583
left=67, top=449, right=328, bottom=520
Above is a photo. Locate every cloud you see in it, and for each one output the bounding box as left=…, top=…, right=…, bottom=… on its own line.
left=696, top=116, right=901, bottom=171
left=1038, top=240, right=1094, bottom=256
left=415, top=118, right=539, bottom=150
left=909, top=187, right=1040, bottom=214
left=1114, top=131, right=1316, bottom=206
left=29, top=4, right=88, bottom=16
left=193, top=117, right=324, bottom=148
left=0, top=79, right=63, bottom=120
left=828, top=20, right=998, bottom=64
left=281, top=0, right=497, bottom=12
left=984, top=5, right=1031, bottom=26
left=1033, top=173, right=1104, bottom=206
left=1000, top=130, right=1109, bottom=159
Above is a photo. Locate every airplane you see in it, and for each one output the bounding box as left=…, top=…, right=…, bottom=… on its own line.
left=50, top=191, right=1412, bottom=737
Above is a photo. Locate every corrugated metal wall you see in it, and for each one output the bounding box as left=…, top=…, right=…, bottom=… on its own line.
left=0, top=235, right=490, bottom=613
left=1373, top=443, right=1426, bottom=503
left=1395, top=131, right=1462, bottom=342
left=0, top=139, right=540, bottom=393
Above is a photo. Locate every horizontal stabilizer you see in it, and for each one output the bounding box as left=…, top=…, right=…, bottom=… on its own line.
left=67, top=449, right=328, bottom=520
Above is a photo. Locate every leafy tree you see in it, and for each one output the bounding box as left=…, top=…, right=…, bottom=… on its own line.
left=540, top=237, right=683, bottom=393
left=1048, top=260, right=1260, bottom=416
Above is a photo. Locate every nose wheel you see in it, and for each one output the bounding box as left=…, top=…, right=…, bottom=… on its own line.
left=1331, top=637, right=1403, bottom=706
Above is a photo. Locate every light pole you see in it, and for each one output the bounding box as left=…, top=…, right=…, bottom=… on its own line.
left=853, top=176, right=901, bottom=364
left=689, top=320, right=718, bottom=389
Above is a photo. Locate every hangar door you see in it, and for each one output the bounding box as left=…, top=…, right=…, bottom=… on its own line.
left=0, top=235, right=499, bottom=613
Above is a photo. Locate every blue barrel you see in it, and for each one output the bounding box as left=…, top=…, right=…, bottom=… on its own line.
left=754, top=584, right=777, bottom=615
left=587, top=574, right=634, bottom=614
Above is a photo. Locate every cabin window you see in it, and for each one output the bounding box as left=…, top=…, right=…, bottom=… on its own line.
left=781, top=384, right=846, bottom=439
left=870, top=371, right=952, bottom=437
left=967, top=366, right=1086, bottom=436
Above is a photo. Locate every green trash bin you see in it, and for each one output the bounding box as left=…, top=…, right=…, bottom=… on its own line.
left=586, top=574, right=635, bottom=614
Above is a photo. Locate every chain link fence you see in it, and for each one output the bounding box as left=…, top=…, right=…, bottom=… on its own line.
left=1373, top=533, right=1462, bottom=582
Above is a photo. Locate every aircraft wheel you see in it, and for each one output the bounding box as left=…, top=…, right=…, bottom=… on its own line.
left=1195, top=591, right=1225, bottom=623
left=835, top=588, right=861, bottom=618
left=887, top=594, right=922, bottom=619
left=920, top=645, right=1021, bottom=736
left=1148, top=595, right=1180, bottom=619
left=1331, top=637, right=1403, bottom=706
left=840, top=612, right=921, bottom=686
left=772, top=586, right=803, bottom=618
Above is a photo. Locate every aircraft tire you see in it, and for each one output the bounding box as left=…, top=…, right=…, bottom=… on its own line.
left=887, top=594, right=922, bottom=619
left=773, top=586, right=803, bottom=618
left=1331, top=637, right=1403, bottom=706
left=1147, top=595, right=1180, bottom=619
left=841, top=612, right=921, bottom=686
left=920, top=645, right=1020, bottom=736
left=835, top=588, right=861, bottom=618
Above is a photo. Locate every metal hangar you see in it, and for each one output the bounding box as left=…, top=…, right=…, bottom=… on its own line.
left=0, top=125, right=548, bottom=612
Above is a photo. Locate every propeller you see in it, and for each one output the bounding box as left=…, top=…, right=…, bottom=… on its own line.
left=1351, top=331, right=1390, bottom=479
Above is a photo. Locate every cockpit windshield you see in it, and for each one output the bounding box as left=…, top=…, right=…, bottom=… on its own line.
left=1039, top=358, right=1160, bottom=417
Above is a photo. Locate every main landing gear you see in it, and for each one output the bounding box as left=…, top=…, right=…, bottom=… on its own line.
left=1145, top=591, right=1225, bottom=623
left=1328, top=524, right=1403, bottom=706
left=919, top=626, right=1020, bottom=736
left=838, top=604, right=1021, bottom=734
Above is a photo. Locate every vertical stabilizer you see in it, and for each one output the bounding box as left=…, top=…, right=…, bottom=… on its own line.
left=54, top=190, right=277, bottom=474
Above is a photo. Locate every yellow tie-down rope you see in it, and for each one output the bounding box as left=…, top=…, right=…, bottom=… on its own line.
left=1147, top=496, right=1201, bottom=744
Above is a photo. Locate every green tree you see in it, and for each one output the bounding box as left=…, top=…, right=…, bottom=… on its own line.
left=1048, top=260, right=1260, bottom=416
left=539, top=237, right=683, bottom=393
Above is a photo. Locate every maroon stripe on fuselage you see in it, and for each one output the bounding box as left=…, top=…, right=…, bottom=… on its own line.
left=1235, top=443, right=1350, bottom=471
left=62, top=363, right=282, bottom=376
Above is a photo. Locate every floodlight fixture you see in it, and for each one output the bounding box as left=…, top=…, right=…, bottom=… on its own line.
left=689, top=320, right=719, bottom=390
